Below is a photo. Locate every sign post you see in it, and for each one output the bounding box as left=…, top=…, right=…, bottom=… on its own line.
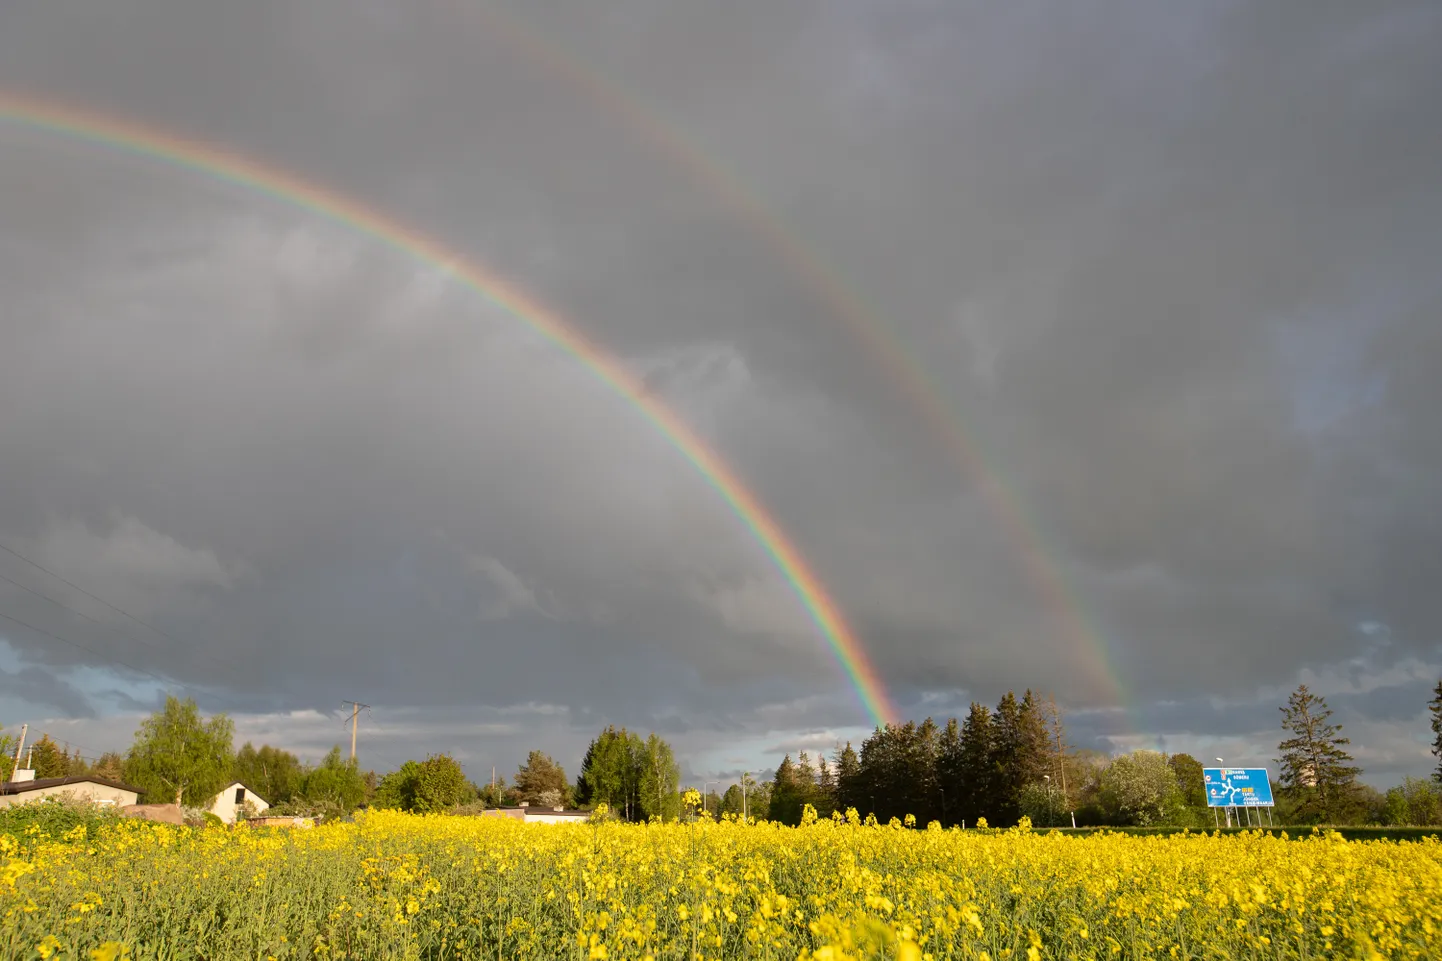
left=1202, top=767, right=1275, bottom=827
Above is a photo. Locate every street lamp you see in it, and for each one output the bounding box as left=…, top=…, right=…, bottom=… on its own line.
left=1215, top=759, right=1230, bottom=827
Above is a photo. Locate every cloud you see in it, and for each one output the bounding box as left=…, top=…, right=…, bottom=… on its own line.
left=0, top=0, right=1440, bottom=787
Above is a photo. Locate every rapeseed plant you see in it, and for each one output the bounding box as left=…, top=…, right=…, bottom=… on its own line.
left=1, top=811, right=1438, bottom=959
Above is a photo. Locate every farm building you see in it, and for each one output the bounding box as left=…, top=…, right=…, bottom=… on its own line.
left=0, top=771, right=140, bottom=809
left=207, top=781, right=270, bottom=824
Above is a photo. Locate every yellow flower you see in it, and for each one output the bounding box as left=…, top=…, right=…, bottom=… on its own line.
left=90, top=943, right=130, bottom=961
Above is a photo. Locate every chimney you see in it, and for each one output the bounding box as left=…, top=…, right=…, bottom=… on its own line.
left=11, top=769, right=35, bottom=783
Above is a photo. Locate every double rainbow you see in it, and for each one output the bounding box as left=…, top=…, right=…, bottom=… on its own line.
left=0, top=93, right=899, bottom=728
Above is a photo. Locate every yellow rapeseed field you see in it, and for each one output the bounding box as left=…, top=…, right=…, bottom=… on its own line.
left=3, top=809, right=1440, bottom=960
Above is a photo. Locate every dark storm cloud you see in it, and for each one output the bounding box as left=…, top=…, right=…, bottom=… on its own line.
left=2, top=0, right=1441, bottom=782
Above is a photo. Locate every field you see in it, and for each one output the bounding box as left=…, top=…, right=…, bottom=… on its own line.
left=3, top=809, right=1441, bottom=960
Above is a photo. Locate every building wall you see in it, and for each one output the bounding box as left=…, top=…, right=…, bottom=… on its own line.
left=208, top=783, right=271, bottom=825
left=0, top=782, right=138, bottom=809
left=521, top=811, right=590, bottom=824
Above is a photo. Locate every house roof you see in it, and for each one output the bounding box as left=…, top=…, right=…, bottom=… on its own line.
left=0, top=775, right=141, bottom=796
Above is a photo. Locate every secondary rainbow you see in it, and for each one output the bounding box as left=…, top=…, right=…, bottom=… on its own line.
left=0, top=92, right=899, bottom=729
left=469, top=4, right=1131, bottom=714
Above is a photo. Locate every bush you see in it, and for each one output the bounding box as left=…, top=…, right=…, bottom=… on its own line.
left=450, top=800, right=489, bottom=817
left=0, top=796, right=123, bottom=850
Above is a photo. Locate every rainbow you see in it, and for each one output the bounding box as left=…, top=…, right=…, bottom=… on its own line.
left=0, top=92, right=899, bottom=729
left=469, top=5, right=1130, bottom=713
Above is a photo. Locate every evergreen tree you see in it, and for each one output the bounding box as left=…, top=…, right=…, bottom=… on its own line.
left=795, top=751, right=818, bottom=805
left=1277, top=684, right=1361, bottom=822
left=815, top=753, right=837, bottom=815
left=768, top=755, right=803, bottom=825
left=990, top=692, right=1025, bottom=825
left=907, top=717, right=942, bottom=825
left=834, top=742, right=861, bottom=813
left=27, top=735, right=71, bottom=779
left=1429, top=679, right=1442, bottom=785
left=514, top=750, right=571, bottom=807
left=936, top=717, right=964, bottom=826
left=91, top=752, right=126, bottom=782
left=957, top=702, right=994, bottom=826
left=1017, top=691, right=1054, bottom=788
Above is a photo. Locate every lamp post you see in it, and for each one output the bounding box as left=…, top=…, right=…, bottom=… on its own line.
left=1216, top=758, right=1230, bottom=827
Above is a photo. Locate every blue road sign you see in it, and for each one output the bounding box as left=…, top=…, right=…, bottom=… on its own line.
left=1203, top=768, right=1274, bottom=807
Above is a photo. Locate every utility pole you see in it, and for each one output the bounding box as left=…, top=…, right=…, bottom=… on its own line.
left=342, top=701, right=370, bottom=763
left=11, top=723, right=27, bottom=770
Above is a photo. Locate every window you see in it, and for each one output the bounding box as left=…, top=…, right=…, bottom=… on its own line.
left=235, top=787, right=245, bottom=804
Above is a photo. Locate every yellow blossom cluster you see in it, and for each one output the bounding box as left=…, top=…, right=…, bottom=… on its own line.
left=2, top=812, right=1440, bottom=959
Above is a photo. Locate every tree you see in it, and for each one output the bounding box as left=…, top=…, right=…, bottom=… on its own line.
left=719, top=784, right=745, bottom=816
left=0, top=726, right=14, bottom=782
left=27, top=735, right=73, bottom=779
left=1429, top=679, right=1442, bottom=784
left=834, top=742, right=861, bottom=814
left=91, top=752, right=126, bottom=782
left=935, top=718, right=964, bottom=826
left=1168, top=753, right=1206, bottom=808
left=577, top=727, right=641, bottom=817
left=416, top=754, right=472, bottom=812
left=514, top=751, right=570, bottom=807
left=1098, top=751, right=1186, bottom=826
left=637, top=734, right=680, bottom=821
left=290, top=747, right=367, bottom=819
left=1381, top=777, right=1442, bottom=827
left=232, top=743, right=303, bottom=805
left=1277, top=684, right=1361, bottom=822
left=125, top=696, right=234, bottom=806
left=766, top=755, right=799, bottom=825
left=373, top=760, right=422, bottom=811
left=957, top=702, right=995, bottom=826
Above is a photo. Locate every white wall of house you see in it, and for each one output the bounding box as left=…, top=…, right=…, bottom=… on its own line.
left=0, top=780, right=138, bottom=809
left=208, top=782, right=270, bottom=824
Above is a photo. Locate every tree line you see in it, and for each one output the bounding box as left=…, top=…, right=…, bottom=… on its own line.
left=5, top=678, right=1442, bottom=826
left=748, top=681, right=1442, bottom=828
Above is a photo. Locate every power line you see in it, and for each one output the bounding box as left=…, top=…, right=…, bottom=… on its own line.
left=0, top=537, right=243, bottom=671
left=0, top=607, right=245, bottom=714
left=0, top=567, right=248, bottom=678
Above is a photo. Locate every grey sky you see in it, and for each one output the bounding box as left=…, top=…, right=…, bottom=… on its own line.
left=1, top=0, right=1440, bottom=788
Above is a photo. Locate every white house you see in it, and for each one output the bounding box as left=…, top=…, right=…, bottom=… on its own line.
left=208, top=781, right=270, bottom=824
left=0, top=772, right=140, bottom=809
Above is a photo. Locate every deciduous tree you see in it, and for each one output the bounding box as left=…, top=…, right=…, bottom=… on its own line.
left=232, top=743, right=303, bottom=805
left=124, top=696, right=234, bottom=806
left=1168, top=753, right=1206, bottom=807
left=1098, top=750, right=1185, bottom=826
